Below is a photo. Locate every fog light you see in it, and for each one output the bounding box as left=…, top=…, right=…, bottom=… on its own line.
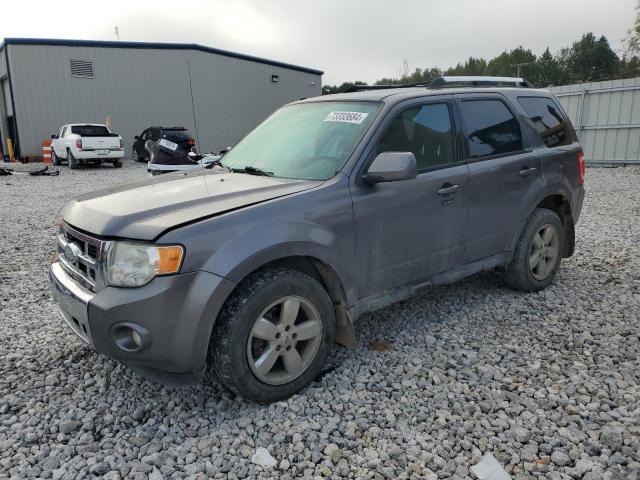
left=111, top=323, right=150, bottom=353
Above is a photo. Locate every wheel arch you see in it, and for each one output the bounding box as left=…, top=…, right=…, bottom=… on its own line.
left=209, top=251, right=356, bottom=352
left=510, top=191, right=575, bottom=258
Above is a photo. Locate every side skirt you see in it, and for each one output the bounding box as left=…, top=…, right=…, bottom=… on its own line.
left=348, top=252, right=511, bottom=321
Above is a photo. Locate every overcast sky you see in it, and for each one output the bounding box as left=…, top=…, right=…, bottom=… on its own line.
left=1, top=0, right=636, bottom=84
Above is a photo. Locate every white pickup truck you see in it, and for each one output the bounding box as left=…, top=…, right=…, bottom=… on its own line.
left=51, top=124, right=124, bottom=169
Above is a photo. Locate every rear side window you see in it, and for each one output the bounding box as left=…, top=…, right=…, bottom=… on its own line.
left=376, top=103, right=456, bottom=171
left=460, top=99, right=523, bottom=158
left=71, top=125, right=109, bottom=136
left=518, top=96, right=573, bottom=148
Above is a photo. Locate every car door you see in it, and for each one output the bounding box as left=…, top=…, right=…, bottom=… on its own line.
left=350, top=98, right=469, bottom=298
left=134, top=129, right=147, bottom=157
left=455, top=94, right=543, bottom=263
left=52, top=126, right=65, bottom=156
left=62, top=126, right=74, bottom=152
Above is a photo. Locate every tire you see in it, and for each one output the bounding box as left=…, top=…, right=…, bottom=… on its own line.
left=210, top=268, right=335, bottom=403
left=113, top=160, right=122, bottom=168
left=51, top=149, right=61, bottom=166
left=68, top=150, right=78, bottom=169
left=504, top=208, right=564, bottom=292
left=132, top=148, right=141, bottom=162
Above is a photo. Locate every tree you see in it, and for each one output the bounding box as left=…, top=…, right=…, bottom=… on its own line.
left=486, top=47, right=537, bottom=78
left=534, top=48, right=567, bottom=87
left=444, top=57, right=488, bottom=76
left=623, top=0, right=640, bottom=57
left=561, top=33, right=620, bottom=83
left=322, top=81, right=367, bottom=95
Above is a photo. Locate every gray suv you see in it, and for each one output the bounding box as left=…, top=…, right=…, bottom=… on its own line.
left=49, top=76, right=585, bottom=402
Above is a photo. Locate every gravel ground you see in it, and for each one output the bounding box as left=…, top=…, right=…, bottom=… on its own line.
left=0, top=161, right=638, bottom=480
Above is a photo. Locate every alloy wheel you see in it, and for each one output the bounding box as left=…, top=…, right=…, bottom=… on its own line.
left=246, top=296, right=323, bottom=385
left=529, top=224, right=560, bottom=280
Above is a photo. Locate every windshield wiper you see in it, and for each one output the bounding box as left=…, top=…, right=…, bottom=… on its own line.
left=231, top=166, right=274, bottom=177
left=204, top=159, right=230, bottom=170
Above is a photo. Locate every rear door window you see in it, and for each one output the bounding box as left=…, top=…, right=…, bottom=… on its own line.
left=518, top=96, right=573, bottom=148
left=460, top=99, right=523, bottom=158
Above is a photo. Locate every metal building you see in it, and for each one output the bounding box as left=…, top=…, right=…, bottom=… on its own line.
left=0, top=38, right=323, bottom=158
left=550, top=77, right=640, bottom=165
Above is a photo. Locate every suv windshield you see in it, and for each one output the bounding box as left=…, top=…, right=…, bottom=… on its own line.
left=221, top=102, right=380, bottom=180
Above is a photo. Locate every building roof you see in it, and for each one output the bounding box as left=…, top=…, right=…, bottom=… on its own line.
left=2, top=37, right=323, bottom=76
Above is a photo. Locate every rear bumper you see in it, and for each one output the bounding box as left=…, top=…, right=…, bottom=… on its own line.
left=49, top=262, right=236, bottom=376
left=74, top=150, right=124, bottom=160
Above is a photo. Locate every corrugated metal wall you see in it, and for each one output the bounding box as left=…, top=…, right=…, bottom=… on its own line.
left=0, top=47, right=9, bottom=156
left=550, top=78, right=640, bottom=164
left=7, top=44, right=321, bottom=156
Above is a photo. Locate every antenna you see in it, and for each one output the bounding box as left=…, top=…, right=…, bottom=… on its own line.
left=114, top=26, right=120, bottom=42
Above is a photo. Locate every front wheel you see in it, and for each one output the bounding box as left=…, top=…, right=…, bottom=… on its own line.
left=51, top=149, right=61, bottom=166
left=504, top=208, right=564, bottom=292
left=209, top=269, right=335, bottom=403
left=132, top=148, right=141, bottom=162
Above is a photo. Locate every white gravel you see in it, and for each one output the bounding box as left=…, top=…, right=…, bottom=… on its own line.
left=0, top=161, right=639, bottom=479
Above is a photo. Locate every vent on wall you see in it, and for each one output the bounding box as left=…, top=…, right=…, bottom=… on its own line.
left=70, top=59, right=94, bottom=78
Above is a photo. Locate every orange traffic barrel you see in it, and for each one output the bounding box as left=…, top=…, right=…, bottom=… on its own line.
left=42, top=139, right=52, bottom=164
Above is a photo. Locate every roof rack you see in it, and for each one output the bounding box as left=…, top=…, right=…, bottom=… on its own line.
left=429, top=76, right=534, bottom=89
left=341, top=76, right=534, bottom=93
left=342, top=82, right=429, bottom=93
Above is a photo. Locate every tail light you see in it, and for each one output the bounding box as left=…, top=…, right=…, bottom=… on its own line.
left=187, top=138, right=195, bottom=147
left=577, top=151, right=585, bottom=185
left=119, top=138, right=124, bottom=149
left=76, top=139, right=82, bottom=150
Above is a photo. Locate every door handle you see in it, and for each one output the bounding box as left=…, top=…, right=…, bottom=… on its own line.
left=437, top=183, right=460, bottom=195
left=519, top=167, right=538, bottom=177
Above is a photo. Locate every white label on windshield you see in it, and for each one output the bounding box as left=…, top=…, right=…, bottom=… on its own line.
left=324, top=111, right=369, bottom=124
left=159, top=138, right=178, bottom=151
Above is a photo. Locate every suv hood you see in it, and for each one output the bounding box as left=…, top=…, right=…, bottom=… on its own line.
left=61, top=170, right=322, bottom=240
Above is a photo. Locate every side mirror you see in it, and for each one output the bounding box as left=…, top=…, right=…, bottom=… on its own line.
left=134, top=135, right=140, bottom=140
left=364, top=152, right=417, bottom=185
left=50, top=134, right=57, bottom=139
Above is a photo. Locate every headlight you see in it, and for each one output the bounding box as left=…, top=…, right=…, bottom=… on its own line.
left=107, top=241, right=184, bottom=287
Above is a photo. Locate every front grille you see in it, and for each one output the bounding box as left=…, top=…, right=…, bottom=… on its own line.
left=58, top=223, right=105, bottom=292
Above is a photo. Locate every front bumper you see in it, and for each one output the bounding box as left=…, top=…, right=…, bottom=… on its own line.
left=49, top=261, right=236, bottom=375
left=49, top=262, right=94, bottom=345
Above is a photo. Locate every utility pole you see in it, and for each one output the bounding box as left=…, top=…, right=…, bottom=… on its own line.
left=512, top=62, right=534, bottom=78
left=114, top=26, right=120, bottom=42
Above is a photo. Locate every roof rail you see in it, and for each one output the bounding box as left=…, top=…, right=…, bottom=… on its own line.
left=341, top=83, right=429, bottom=93
left=429, top=76, right=535, bottom=89
left=341, top=76, right=535, bottom=94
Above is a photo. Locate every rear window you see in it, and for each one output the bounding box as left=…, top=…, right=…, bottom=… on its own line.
left=518, top=96, right=573, bottom=148
left=460, top=99, right=523, bottom=158
left=161, top=129, right=192, bottom=141
left=71, top=125, right=110, bottom=136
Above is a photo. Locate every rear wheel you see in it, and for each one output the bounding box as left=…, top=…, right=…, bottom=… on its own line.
left=68, top=150, right=78, bottom=169
left=209, top=268, right=335, bottom=403
left=504, top=208, right=564, bottom=292
left=113, top=160, right=122, bottom=168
